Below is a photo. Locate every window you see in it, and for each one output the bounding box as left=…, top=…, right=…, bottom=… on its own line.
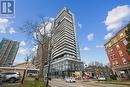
left=113, top=54, right=116, bottom=59
left=122, top=58, right=127, bottom=64
left=109, top=43, right=111, bottom=47
left=115, top=60, right=119, bottom=65
left=110, top=55, right=113, bottom=60
left=110, top=54, right=115, bottom=60
left=112, top=60, right=119, bottom=66
left=118, top=50, right=123, bottom=57
left=120, top=33, right=124, bottom=38
left=111, top=48, right=114, bottom=53
left=123, top=39, right=128, bottom=45
left=116, top=43, right=120, bottom=49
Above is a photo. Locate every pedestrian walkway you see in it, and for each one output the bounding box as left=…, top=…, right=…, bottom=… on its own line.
left=50, top=79, right=129, bottom=87
left=99, top=80, right=130, bottom=86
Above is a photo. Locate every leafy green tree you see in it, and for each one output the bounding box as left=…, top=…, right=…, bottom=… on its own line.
left=126, top=23, right=130, bottom=55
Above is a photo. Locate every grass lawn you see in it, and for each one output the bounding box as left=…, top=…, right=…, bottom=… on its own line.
left=4, top=80, right=51, bottom=87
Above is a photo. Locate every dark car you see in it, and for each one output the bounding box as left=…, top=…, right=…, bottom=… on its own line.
left=0, top=73, right=4, bottom=85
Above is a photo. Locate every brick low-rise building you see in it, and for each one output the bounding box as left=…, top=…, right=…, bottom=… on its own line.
left=104, top=24, right=130, bottom=80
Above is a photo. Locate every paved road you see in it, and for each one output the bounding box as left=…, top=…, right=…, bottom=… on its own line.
left=49, top=79, right=129, bottom=87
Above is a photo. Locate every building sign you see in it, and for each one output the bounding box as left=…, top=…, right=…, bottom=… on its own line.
left=0, top=0, right=15, bottom=18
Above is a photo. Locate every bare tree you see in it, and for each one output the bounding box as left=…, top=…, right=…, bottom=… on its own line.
left=20, top=17, right=52, bottom=81
left=21, top=55, right=31, bottom=84
left=87, top=61, right=113, bottom=78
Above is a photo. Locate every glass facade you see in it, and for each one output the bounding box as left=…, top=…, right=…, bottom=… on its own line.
left=44, top=7, right=84, bottom=78
left=0, top=38, right=19, bottom=67
left=45, top=59, right=84, bottom=77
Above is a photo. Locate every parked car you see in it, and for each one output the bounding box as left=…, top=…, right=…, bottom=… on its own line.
left=1, top=72, right=20, bottom=83
left=65, top=77, right=76, bottom=83
left=98, top=76, right=107, bottom=81
left=0, top=73, right=4, bottom=85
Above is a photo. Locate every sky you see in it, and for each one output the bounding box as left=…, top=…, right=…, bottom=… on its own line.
left=0, top=0, right=130, bottom=65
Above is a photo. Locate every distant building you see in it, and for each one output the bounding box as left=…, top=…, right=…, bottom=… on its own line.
left=104, top=24, right=130, bottom=80
left=0, top=62, right=39, bottom=77
left=0, top=38, right=19, bottom=67
left=14, top=62, right=38, bottom=76
left=45, top=7, right=84, bottom=77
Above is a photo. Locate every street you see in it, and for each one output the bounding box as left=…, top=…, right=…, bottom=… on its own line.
left=49, top=79, right=129, bottom=87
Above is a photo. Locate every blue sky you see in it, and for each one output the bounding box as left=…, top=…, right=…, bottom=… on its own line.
left=0, top=0, right=130, bottom=65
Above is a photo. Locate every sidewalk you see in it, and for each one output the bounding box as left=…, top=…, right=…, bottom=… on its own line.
left=98, top=80, right=130, bottom=86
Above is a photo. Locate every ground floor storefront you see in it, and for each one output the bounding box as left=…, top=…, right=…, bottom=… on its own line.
left=113, top=64, right=130, bottom=80
left=44, top=58, right=84, bottom=79
left=50, top=71, right=82, bottom=79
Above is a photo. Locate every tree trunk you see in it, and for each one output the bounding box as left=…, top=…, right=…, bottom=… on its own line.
left=39, top=44, right=44, bottom=81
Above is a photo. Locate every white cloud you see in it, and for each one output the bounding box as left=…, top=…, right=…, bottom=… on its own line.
left=45, top=22, right=52, bottom=33
left=87, top=33, right=94, bottom=41
left=33, top=32, right=38, bottom=40
left=49, top=17, right=55, bottom=21
left=96, top=45, right=104, bottom=48
left=18, top=47, right=28, bottom=55
left=32, top=45, right=38, bottom=56
left=40, top=22, right=52, bottom=37
left=105, top=5, right=130, bottom=31
left=0, top=18, right=9, bottom=33
left=44, top=17, right=55, bottom=22
left=78, top=23, right=82, bottom=29
left=104, top=33, right=113, bottom=40
left=83, top=47, right=90, bottom=51
left=33, top=22, right=52, bottom=40
left=20, top=41, right=26, bottom=46
left=9, top=27, right=16, bottom=34
left=13, top=60, right=25, bottom=65
left=33, top=17, right=54, bottom=38
left=32, top=45, right=38, bottom=52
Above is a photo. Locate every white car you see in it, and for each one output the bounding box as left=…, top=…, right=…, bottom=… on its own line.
left=2, top=72, right=20, bottom=83
left=98, top=76, right=106, bottom=81
left=65, top=77, right=76, bottom=83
